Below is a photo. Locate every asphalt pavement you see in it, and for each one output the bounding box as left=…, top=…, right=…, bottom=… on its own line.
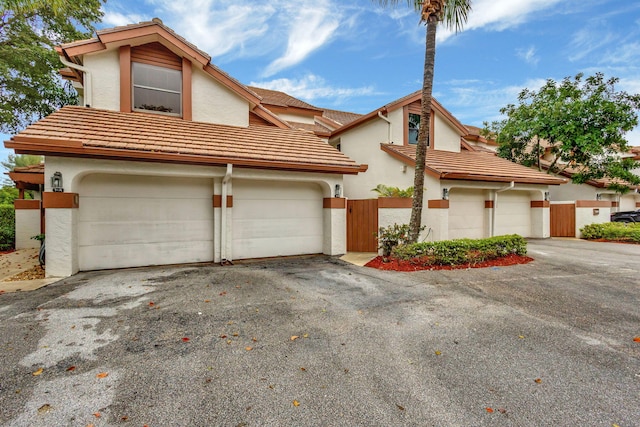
left=0, top=238, right=638, bottom=426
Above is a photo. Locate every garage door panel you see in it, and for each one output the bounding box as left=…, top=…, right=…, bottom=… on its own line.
left=79, top=240, right=213, bottom=271
left=232, top=180, right=323, bottom=260
left=233, top=217, right=322, bottom=240
left=81, top=174, right=211, bottom=198
left=495, top=192, right=531, bottom=236
left=78, top=220, right=213, bottom=246
left=233, top=199, right=321, bottom=220
left=449, top=190, right=485, bottom=239
left=80, top=198, right=212, bottom=222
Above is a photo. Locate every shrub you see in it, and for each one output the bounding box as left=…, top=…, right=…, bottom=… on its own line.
left=371, top=184, right=414, bottom=198
left=392, top=234, right=527, bottom=266
left=581, top=222, right=640, bottom=243
left=377, top=223, right=412, bottom=257
left=0, top=205, right=15, bottom=250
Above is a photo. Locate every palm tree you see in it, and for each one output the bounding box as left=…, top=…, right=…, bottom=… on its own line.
left=375, top=0, right=471, bottom=242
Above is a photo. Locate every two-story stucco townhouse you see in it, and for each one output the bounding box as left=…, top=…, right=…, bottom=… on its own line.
left=326, top=91, right=567, bottom=250
left=5, top=19, right=365, bottom=277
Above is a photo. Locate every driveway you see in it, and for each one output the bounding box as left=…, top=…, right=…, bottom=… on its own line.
left=0, top=239, right=638, bottom=426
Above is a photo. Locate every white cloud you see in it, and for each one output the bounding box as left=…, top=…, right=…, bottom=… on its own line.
left=438, top=78, right=547, bottom=125
left=250, top=74, right=376, bottom=104
left=517, top=46, right=539, bottom=66
left=437, top=0, right=566, bottom=42
left=102, top=11, right=146, bottom=27
left=262, top=2, right=341, bottom=77
left=568, top=27, right=617, bottom=62
left=101, top=0, right=346, bottom=73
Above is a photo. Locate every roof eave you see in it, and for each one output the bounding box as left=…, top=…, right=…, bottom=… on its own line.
left=5, top=138, right=362, bottom=176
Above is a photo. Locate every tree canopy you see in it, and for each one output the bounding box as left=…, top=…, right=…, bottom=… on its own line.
left=487, top=73, right=640, bottom=190
left=0, top=0, right=104, bottom=134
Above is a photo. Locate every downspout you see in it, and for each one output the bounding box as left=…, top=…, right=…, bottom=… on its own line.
left=220, top=164, right=233, bottom=265
left=378, top=111, right=392, bottom=143
left=59, top=57, right=92, bottom=108
left=491, top=181, right=515, bottom=237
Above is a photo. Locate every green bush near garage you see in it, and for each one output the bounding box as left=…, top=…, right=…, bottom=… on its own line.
left=580, top=222, right=640, bottom=243
left=391, top=234, right=527, bottom=266
left=0, top=205, right=15, bottom=251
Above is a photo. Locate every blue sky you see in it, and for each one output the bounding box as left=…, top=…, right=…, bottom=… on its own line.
left=2, top=0, right=640, bottom=164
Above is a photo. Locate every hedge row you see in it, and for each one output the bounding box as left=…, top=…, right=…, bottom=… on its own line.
left=0, top=205, right=15, bottom=251
left=581, top=222, right=640, bottom=243
left=392, top=234, right=527, bottom=266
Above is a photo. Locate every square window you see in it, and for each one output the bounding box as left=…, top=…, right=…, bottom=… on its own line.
left=132, top=62, right=182, bottom=116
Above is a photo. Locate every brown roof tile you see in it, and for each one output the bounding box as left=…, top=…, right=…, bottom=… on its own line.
left=321, top=109, right=362, bottom=126
left=381, top=144, right=566, bottom=185
left=248, top=87, right=321, bottom=112
left=7, top=107, right=362, bottom=174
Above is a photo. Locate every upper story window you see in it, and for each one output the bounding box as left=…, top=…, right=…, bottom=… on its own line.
left=408, top=113, right=420, bottom=145
left=407, top=112, right=430, bottom=147
left=132, top=62, right=182, bottom=116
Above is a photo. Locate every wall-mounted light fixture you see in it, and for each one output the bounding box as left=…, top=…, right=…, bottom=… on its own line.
left=334, top=184, right=341, bottom=198
left=442, top=188, right=449, bottom=200
left=544, top=191, right=550, bottom=201
left=596, top=193, right=602, bottom=201
left=51, top=171, right=63, bottom=192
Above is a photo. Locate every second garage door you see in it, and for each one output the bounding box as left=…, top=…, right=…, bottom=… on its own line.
left=78, top=174, right=214, bottom=271
left=449, top=189, right=485, bottom=239
left=232, top=180, right=323, bottom=259
left=494, top=191, right=532, bottom=237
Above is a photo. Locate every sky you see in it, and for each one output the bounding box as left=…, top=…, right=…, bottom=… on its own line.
left=2, top=0, right=640, bottom=164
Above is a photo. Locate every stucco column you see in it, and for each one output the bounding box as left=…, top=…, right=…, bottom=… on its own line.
left=14, top=199, right=41, bottom=249
left=530, top=200, right=550, bottom=238
left=212, top=193, right=233, bottom=263
left=323, top=198, right=346, bottom=255
left=484, top=200, right=494, bottom=238
left=43, top=192, right=79, bottom=277
left=426, top=199, right=449, bottom=241
left=378, top=197, right=412, bottom=230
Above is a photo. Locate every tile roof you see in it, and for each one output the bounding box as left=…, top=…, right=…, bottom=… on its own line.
left=6, top=107, right=362, bottom=174
left=381, top=144, right=566, bottom=185
left=248, top=87, right=321, bottom=112
left=321, top=109, right=362, bottom=126
left=538, top=158, right=638, bottom=189
left=13, top=163, right=44, bottom=173
left=288, top=121, right=332, bottom=136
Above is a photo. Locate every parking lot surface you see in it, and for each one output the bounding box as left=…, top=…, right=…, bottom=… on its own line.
left=0, top=238, right=638, bottom=426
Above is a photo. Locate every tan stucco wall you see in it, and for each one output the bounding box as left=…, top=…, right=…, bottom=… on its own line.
left=432, top=113, right=461, bottom=153
left=278, top=113, right=315, bottom=125
left=15, top=209, right=40, bottom=249
left=83, top=49, right=120, bottom=111
left=550, top=181, right=598, bottom=201
left=576, top=205, right=611, bottom=237
left=338, top=119, right=415, bottom=200
left=191, top=67, right=249, bottom=127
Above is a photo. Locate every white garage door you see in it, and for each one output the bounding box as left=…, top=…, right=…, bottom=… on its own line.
left=232, top=180, right=323, bottom=259
left=78, top=174, right=214, bottom=271
left=494, top=191, right=531, bottom=237
left=448, top=189, right=486, bottom=239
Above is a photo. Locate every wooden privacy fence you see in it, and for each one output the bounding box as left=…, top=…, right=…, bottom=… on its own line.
left=346, top=199, right=378, bottom=252
left=550, top=203, right=576, bottom=237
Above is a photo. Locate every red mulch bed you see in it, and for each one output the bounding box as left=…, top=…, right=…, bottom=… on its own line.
left=0, top=249, right=15, bottom=255
left=365, top=254, right=534, bottom=271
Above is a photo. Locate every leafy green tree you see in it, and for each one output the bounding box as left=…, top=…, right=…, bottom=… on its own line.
left=374, top=0, right=471, bottom=242
left=0, top=0, right=104, bottom=133
left=487, top=73, right=640, bottom=190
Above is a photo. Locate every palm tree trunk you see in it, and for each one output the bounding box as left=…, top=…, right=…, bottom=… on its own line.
left=408, top=15, right=437, bottom=243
